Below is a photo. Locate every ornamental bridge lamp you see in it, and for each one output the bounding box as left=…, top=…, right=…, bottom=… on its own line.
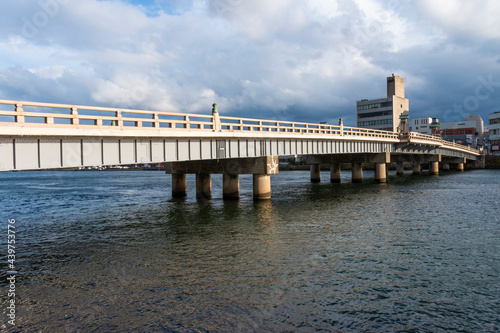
left=212, top=103, right=221, bottom=131
left=399, top=113, right=410, bottom=133
left=431, top=122, right=440, bottom=136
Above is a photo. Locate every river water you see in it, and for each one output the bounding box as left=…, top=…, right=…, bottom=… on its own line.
left=0, top=169, right=499, bottom=332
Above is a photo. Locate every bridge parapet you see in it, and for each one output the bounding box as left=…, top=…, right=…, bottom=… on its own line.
left=0, top=99, right=399, bottom=141
left=0, top=99, right=215, bottom=131
left=399, top=131, right=479, bottom=155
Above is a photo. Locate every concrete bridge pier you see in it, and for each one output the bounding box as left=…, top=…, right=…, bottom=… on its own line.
left=253, top=174, right=271, bottom=200
left=196, top=173, right=212, bottom=199
left=223, top=173, right=240, bottom=200
left=429, top=162, right=439, bottom=175
left=166, top=156, right=278, bottom=200
left=442, top=157, right=466, bottom=172
left=474, top=153, right=486, bottom=169
left=352, top=163, right=363, bottom=183
left=330, top=163, right=341, bottom=183
left=374, top=163, right=387, bottom=183
left=306, top=153, right=390, bottom=184
left=393, top=154, right=442, bottom=176
left=310, top=164, right=321, bottom=183
left=172, top=173, right=187, bottom=198
left=396, top=161, right=405, bottom=176
left=413, top=161, right=421, bottom=175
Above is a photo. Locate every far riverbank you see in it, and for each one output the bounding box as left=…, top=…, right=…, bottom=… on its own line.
left=486, top=155, right=500, bottom=169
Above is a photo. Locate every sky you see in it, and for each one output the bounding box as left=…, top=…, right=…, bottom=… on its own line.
left=0, top=0, right=499, bottom=126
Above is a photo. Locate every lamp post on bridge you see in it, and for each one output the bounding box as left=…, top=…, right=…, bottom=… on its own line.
left=212, top=103, right=221, bottom=131
left=399, top=114, right=409, bottom=133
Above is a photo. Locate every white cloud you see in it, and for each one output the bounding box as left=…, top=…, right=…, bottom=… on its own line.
left=417, top=0, right=500, bottom=40
left=29, top=65, right=66, bottom=79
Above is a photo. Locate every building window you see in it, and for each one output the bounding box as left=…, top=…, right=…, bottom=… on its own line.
left=446, top=130, right=452, bottom=135
left=358, top=119, right=393, bottom=127
left=358, top=111, right=392, bottom=118
left=458, top=130, right=464, bottom=134
left=466, top=130, right=472, bottom=134
left=357, top=101, right=392, bottom=111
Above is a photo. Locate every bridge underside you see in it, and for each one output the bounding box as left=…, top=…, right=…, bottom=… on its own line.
left=0, top=136, right=398, bottom=171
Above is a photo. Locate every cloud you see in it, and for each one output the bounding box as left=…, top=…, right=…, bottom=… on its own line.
left=0, top=0, right=499, bottom=126
left=417, top=0, right=500, bottom=41
left=29, top=65, right=66, bottom=79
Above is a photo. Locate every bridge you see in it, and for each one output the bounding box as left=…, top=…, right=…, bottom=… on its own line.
left=0, top=99, right=482, bottom=199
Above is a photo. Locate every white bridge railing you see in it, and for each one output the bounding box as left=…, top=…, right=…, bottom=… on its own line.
left=398, top=132, right=479, bottom=154
left=0, top=99, right=479, bottom=155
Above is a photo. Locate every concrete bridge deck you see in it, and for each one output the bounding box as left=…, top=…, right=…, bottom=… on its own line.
left=0, top=99, right=483, bottom=199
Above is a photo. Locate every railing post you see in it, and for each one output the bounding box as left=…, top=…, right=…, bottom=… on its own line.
left=70, top=107, right=79, bottom=125
left=115, top=111, right=122, bottom=127
left=212, top=103, right=221, bottom=131
left=153, top=113, right=160, bottom=128
left=15, top=104, right=24, bottom=123
left=183, top=115, right=189, bottom=129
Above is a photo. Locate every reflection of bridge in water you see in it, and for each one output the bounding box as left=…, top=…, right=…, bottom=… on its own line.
left=0, top=99, right=483, bottom=199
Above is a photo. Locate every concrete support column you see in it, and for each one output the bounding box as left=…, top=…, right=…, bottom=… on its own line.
left=430, top=161, right=439, bottom=175
left=253, top=174, right=271, bottom=200
left=352, top=163, right=363, bottom=183
left=413, top=161, right=421, bottom=175
left=172, top=174, right=187, bottom=198
left=456, top=163, right=464, bottom=172
left=396, top=161, right=405, bottom=176
left=223, top=173, right=240, bottom=200
left=442, top=163, right=450, bottom=171
left=195, top=173, right=212, bottom=199
left=374, top=163, right=387, bottom=183
left=330, top=163, right=341, bottom=183
left=310, top=164, right=321, bottom=183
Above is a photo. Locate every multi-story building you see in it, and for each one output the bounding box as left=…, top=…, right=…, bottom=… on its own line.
left=489, top=111, right=500, bottom=154
left=439, top=121, right=479, bottom=146
left=466, top=114, right=484, bottom=142
left=412, top=117, right=433, bottom=135
left=438, top=114, right=485, bottom=148
left=356, top=74, right=409, bottom=132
